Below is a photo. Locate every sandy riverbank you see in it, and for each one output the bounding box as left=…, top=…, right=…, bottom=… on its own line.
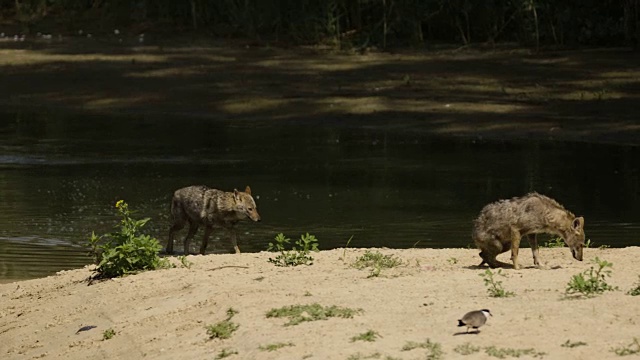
left=1, top=247, right=639, bottom=360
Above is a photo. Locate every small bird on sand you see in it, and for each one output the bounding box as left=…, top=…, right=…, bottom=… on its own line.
left=458, top=309, right=492, bottom=333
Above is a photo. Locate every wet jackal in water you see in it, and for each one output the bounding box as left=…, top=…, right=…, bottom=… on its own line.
left=167, top=185, right=261, bottom=255
left=472, top=192, right=585, bottom=269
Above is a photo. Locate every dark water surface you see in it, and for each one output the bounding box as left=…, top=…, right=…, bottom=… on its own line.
left=1, top=112, right=638, bottom=282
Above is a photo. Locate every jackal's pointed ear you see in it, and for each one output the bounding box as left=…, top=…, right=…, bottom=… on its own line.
left=233, top=189, right=240, bottom=201
left=572, top=217, right=584, bottom=231
left=245, top=186, right=252, bottom=195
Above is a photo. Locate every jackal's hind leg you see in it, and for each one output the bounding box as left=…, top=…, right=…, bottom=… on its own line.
left=479, top=238, right=511, bottom=268
left=200, top=226, right=213, bottom=255
left=167, top=221, right=185, bottom=255
left=183, top=222, right=198, bottom=255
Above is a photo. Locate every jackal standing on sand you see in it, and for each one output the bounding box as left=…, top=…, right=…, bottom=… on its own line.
left=167, top=185, right=261, bottom=255
left=472, top=192, right=585, bottom=269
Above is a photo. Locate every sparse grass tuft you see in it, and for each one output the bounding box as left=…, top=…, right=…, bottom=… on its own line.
left=484, top=346, right=546, bottom=358
left=347, top=353, right=381, bottom=360
left=454, top=342, right=481, bottom=355
left=480, top=269, right=515, bottom=297
left=562, top=340, right=587, bottom=348
left=566, top=257, right=618, bottom=297
left=611, top=338, right=640, bottom=356
left=351, top=330, right=380, bottom=342
left=102, top=328, right=116, bottom=340
left=627, top=276, right=640, bottom=296
left=447, top=257, right=459, bottom=265
left=215, top=348, right=238, bottom=359
left=259, top=342, right=294, bottom=352
left=543, top=237, right=565, bottom=248
left=353, top=250, right=403, bottom=277
left=266, top=303, right=362, bottom=326
left=206, top=308, right=239, bottom=340
left=401, top=339, right=444, bottom=359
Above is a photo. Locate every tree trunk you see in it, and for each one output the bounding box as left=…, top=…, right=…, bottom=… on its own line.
left=190, top=0, right=197, bottom=30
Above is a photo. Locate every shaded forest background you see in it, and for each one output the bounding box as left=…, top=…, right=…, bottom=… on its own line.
left=1, top=0, right=639, bottom=49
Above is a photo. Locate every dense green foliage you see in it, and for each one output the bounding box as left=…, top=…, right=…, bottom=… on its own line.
left=88, top=200, right=169, bottom=279
left=1, top=0, right=638, bottom=48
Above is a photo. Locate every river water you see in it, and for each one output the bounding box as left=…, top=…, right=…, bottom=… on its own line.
left=1, top=111, right=638, bottom=282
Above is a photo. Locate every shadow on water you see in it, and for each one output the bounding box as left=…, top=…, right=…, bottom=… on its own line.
left=0, top=111, right=638, bottom=282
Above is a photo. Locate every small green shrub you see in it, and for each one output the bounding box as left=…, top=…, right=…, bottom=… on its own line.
left=481, top=269, right=515, bottom=297
left=102, top=328, right=116, bottom=340
left=267, top=233, right=319, bottom=266
left=627, top=276, right=640, bottom=296
left=401, top=339, right=444, bottom=360
left=206, top=308, right=240, bottom=340
left=454, top=342, right=481, bottom=355
left=611, top=338, right=640, bottom=356
left=266, top=303, right=362, bottom=326
left=351, top=330, right=380, bottom=342
left=566, top=257, right=618, bottom=297
left=259, top=342, right=294, bottom=352
left=88, top=200, right=169, bottom=279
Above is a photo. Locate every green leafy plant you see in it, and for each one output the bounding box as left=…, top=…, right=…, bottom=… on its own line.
left=480, top=269, right=515, bottom=297
left=215, top=348, right=238, bottom=359
left=267, top=233, right=319, bottom=267
left=88, top=200, right=169, bottom=279
left=561, top=340, right=587, bottom=348
left=401, top=339, right=444, bottom=359
left=454, top=342, right=481, bottom=355
left=353, top=250, right=403, bottom=277
left=351, top=330, right=380, bottom=342
left=206, top=308, right=240, bottom=340
left=259, top=342, right=294, bottom=351
left=102, top=328, right=116, bottom=340
left=484, top=346, right=546, bottom=358
left=566, top=257, right=618, bottom=297
left=627, top=276, right=640, bottom=296
left=611, top=338, right=640, bottom=356
left=266, top=303, right=362, bottom=326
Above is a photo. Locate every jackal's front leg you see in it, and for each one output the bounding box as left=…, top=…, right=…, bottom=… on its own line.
left=510, top=228, right=522, bottom=270
left=527, top=234, right=541, bottom=267
left=229, top=229, right=241, bottom=254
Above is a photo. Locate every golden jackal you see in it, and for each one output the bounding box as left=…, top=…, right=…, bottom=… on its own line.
left=167, top=185, right=261, bottom=255
left=472, top=192, right=585, bottom=269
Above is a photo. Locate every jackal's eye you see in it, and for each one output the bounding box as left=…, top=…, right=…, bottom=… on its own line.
left=247, top=207, right=253, bottom=211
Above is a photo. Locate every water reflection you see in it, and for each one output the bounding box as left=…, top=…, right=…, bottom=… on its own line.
left=0, top=111, right=638, bottom=281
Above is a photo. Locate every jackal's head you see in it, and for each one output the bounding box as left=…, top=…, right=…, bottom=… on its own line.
left=233, top=186, right=261, bottom=222
left=566, top=216, right=585, bottom=261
